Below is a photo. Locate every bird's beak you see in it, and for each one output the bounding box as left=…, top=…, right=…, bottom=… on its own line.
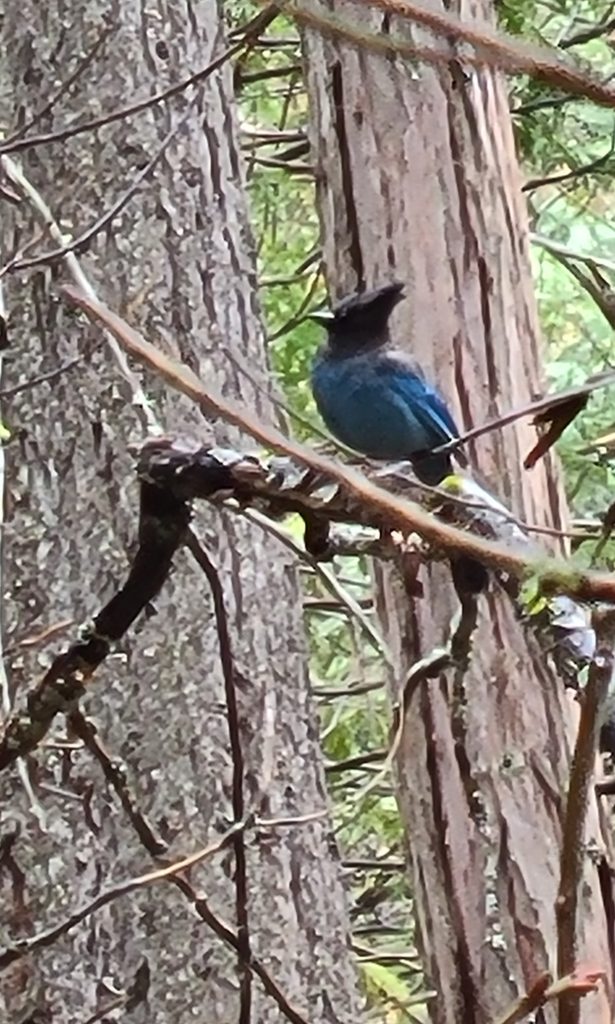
left=309, top=310, right=335, bottom=327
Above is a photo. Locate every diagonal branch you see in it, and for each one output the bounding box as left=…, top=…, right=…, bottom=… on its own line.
left=59, top=286, right=615, bottom=604
left=6, top=97, right=199, bottom=273
left=0, top=822, right=245, bottom=970
left=72, top=712, right=314, bottom=1024
left=285, top=0, right=615, bottom=109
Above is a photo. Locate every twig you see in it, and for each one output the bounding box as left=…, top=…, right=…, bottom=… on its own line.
left=531, top=234, right=615, bottom=276
left=68, top=711, right=168, bottom=856
left=242, top=508, right=391, bottom=661
left=343, top=859, right=406, bottom=871
left=0, top=41, right=245, bottom=157
left=2, top=23, right=114, bottom=147
left=82, top=995, right=126, bottom=1023
left=185, top=531, right=252, bottom=1024
left=76, top=721, right=313, bottom=1024
left=81, top=959, right=150, bottom=1022
left=0, top=822, right=246, bottom=968
left=543, top=246, right=615, bottom=332
left=1, top=159, right=159, bottom=433
left=561, top=13, right=615, bottom=49
left=8, top=98, right=198, bottom=272
left=492, top=968, right=605, bottom=1024
left=513, top=94, right=581, bottom=116
left=430, top=358, right=615, bottom=463
left=556, top=607, right=615, bottom=1024
left=325, top=749, right=387, bottom=774
left=0, top=354, right=86, bottom=399
left=522, top=135, right=615, bottom=192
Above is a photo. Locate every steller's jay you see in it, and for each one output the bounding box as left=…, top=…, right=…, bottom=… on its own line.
left=310, top=281, right=486, bottom=593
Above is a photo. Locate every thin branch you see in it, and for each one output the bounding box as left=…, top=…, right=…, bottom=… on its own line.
left=7, top=98, right=198, bottom=272
left=238, top=63, right=302, bottom=85
left=242, top=508, right=391, bottom=661
left=325, top=749, right=387, bottom=774
left=560, top=14, right=615, bottom=49
left=287, top=0, right=615, bottom=109
left=0, top=41, right=245, bottom=157
left=248, top=154, right=313, bottom=174
left=343, top=859, right=406, bottom=871
left=81, top=959, right=150, bottom=1022
left=522, top=137, right=615, bottom=192
left=556, top=607, right=615, bottom=1024
left=1, top=159, right=159, bottom=433
left=60, top=287, right=615, bottom=604
left=2, top=23, right=114, bottom=147
left=0, top=823, right=245, bottom=969
left=542, top=247, right=615, bottom=332
left=0, top=354, right=86, bottom=399
left=75, top=720, right=313, bottom=1024
left=492, top=969, right=605, bottom=1024
left=185, top=531, right=252, bottom=1024
left=68, top=711, right=168, bottom=856
left=513, top=94, right=580, bottom=116
left=531, top=234, right=615, bottom=276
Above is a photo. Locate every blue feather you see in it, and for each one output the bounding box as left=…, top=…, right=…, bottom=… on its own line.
left=309, top=282, right=487, bottom=591
left=312, top=351, right=460, bottom=482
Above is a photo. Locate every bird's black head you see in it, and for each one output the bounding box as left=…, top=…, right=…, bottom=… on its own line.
left=311, top=281, right=405, bottom=351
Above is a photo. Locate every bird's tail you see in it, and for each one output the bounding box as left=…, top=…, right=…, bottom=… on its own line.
left=410, top=454, right=488, bottom=594
left=410, top=451, right=454, bottom=485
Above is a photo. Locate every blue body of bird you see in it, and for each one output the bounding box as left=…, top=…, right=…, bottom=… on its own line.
left=310, top=281, right=462, bottom=484
left=309, top=281, right=487, bottom=593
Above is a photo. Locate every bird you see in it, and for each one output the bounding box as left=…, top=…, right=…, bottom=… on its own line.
left=310, top=281, right=465, bottom=485
left=310, top=281, right=486, bottom=593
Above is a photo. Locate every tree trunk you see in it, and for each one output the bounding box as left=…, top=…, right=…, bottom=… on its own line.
left=0, top=3, right=361, bottom=1022
left=303, top=3, right=612, bottom=1021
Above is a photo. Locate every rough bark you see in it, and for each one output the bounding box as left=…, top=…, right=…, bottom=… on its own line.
left=0, top=3, right=361, bottom=1022
left=303, top=3, right=613, bottom=1022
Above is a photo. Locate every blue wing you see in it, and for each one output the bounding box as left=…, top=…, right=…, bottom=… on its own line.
left=311, top=350, right=460, bottom=464
left=382, top=351, right=459, bottom=441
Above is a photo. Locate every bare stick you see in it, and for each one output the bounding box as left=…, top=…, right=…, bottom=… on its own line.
left=0, top=823, right=246, bottom=968
left=556, top=607, right=615, bottom=1024
left=59, top=286, right=615, bottom=605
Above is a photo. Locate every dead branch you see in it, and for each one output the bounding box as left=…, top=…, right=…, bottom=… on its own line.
left=57, top=289, right=615, bottom=609
left=556, top=607, right=615, bottom=1024
left=0, top=434, right=599, bottom=773
left=0, top=822, right=246, bottom=969
left=286, top=0, right=615, bottom=109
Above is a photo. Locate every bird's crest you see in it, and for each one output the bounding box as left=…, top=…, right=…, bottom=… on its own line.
left=310, top=282, right=405, bottom=343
